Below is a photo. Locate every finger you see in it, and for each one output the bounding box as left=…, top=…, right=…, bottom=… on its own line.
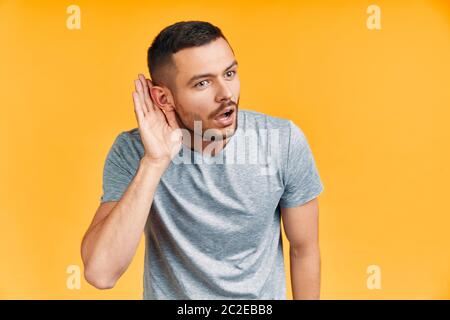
left=134, top=79, right=150, bottom=113
left=138, top=74, right=155, bottom=111
left=132, top=91, right=146, bottom=122
left=153, top=104, right=169, bottom=123
left=146, top=79, right=156, bottom=107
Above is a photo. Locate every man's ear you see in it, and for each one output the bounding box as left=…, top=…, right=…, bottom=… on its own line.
left=149, top=86, right=175, bottom=113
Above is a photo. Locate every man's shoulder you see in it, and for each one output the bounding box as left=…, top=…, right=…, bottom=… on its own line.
left=108, top=128, right=144, bottom=160
left=114, top=128, right=141, bottom=144
left=239, top=108, right=293, bottom=131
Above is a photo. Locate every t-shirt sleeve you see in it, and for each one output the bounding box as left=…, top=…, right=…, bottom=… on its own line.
left=279, top=120, right=324, bottom=208
left=100, top=132, right=136, bottom=203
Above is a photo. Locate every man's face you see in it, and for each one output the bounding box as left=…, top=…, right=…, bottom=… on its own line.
left=170, top=37, right=240, bottom=141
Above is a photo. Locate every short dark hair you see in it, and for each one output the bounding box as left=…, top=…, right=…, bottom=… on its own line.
left=147, top=21, right=230, bottom=88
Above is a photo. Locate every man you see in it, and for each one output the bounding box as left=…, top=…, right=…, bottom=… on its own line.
left=81, top=21, right=324, bottom=300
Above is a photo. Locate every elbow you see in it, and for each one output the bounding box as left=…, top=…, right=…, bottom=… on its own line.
left=81, top=238, right=117, bottom=290
left=83, top=264, right=118, bottom=290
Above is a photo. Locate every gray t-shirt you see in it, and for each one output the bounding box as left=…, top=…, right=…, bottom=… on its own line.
left=100, top=108, right=324, bottom=299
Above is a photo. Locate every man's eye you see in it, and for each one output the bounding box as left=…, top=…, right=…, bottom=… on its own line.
left=195, top=80, right=208, bottom=88
left=226, top=70, right=236, bottom=78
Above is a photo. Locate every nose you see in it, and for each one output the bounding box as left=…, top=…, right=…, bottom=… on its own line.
left=215, top=79, right=234, bottom=103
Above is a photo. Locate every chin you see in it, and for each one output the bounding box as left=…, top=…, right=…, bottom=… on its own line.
left=223, top=124, right=237, bottom=139
left=203, top=123, right=236, bottom=142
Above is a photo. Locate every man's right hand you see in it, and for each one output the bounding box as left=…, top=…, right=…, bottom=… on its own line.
left=132, top=74, right=183, bottom=168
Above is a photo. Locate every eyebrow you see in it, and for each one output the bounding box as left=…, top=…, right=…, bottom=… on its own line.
left=187, top=60, right=238, bottom=86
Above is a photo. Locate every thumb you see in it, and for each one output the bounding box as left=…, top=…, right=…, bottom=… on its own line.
left=164, top=109, right=182, bottom=130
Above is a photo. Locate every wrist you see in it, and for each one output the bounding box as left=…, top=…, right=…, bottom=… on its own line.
left=139, top=156, right=170, bottom=172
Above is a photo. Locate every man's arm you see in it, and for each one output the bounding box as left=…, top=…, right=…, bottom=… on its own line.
left=81, top=158, right=167, bottom=289
left=81, top=74, right=182, bottom=289
left=281, top=197, right=321, bottom=300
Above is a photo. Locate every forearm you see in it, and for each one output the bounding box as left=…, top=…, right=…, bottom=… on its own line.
left=289, top=244, right=321, bottom=300
left=82, top=157, right=167, bottom=287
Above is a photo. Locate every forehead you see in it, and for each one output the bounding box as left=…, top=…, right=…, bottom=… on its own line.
left=172, top=37, right=235, bottom=77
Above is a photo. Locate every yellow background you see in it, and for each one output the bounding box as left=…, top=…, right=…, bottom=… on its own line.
left=1, top=0, right=449, bottom=299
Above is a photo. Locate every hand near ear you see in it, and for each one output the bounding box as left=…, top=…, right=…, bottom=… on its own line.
left=132, top=74, right=182, bottom=168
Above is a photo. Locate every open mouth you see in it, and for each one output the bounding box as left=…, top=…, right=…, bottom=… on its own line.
left=214, top=107, right=235, bottom=126
left=216, top=107, right=234, bottom=120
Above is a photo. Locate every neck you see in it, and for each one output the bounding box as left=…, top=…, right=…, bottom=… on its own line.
left=185, top=133, right=231, bottom=157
